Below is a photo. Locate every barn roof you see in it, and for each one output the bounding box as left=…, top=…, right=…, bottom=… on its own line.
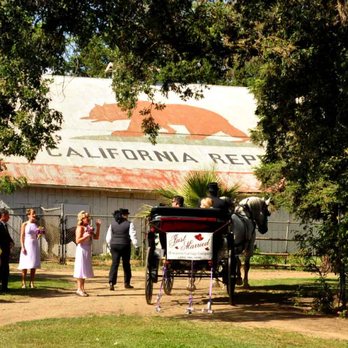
left=3, top=76, right=264, bottom=193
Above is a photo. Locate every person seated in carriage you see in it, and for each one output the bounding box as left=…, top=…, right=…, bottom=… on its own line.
left=205, top=182, right=225, bottom=208
left=201, top=182, right=231, bottom=219
left=172, top=195, right=184, bottom=208
left=200, top=197, right=213, bottom=208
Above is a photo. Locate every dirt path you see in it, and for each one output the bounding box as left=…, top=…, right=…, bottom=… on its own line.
left=1, top=267, right=347, bottom=341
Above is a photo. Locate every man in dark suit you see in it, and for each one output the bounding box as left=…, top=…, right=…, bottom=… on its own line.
left=206, top=182, right=227, bottom=209
left=0, top=208, right=14, bottom=292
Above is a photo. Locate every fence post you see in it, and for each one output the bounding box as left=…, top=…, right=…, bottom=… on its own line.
left=284, top=214, right=290, bottom=265
left=59, top=203, right=66, bottom=264
left=141, top=217, right=147, bottom=267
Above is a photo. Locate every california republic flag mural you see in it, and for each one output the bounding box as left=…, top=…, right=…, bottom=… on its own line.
left=83, top=101, right=248, bottom=141
left=3, top=76, right=264, bottom=192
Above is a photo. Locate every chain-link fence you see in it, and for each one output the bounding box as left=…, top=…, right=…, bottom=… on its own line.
left=8, top=206, right=64, bottom=262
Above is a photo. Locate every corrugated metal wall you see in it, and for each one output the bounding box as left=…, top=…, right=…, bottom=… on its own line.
left=1, top=186, right=159, bottom=258
left=255, top=209, right=305, bottom=255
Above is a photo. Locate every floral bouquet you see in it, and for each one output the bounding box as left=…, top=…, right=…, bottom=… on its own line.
left=36, top=226, right=46, bottom=238
left=86, top=224, right=95, bottom=236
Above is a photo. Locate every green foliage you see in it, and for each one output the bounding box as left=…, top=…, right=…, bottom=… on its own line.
left=134, top=204, right=154, bottom=219
left=312, top=276, right=335, bottom=314
left=0, top=2, right=67, bottom=191
left=234, top=1, right=348, bottom=307
left=0, top=4, right=66, bottom=161
left=0, top=175, right=27, bottom=194
left=64, top=35, right=114, bottom=77
left=251, top=251, right=284, bottom=267
left=135, top=169, right=238, bottom=219
left=156, top=169, right=239, bottom=208
left=296, top=216, right=348, bottom=280
left=338, top=309, right=348, bottom=318
left=241, top=1, right=348, bottom=217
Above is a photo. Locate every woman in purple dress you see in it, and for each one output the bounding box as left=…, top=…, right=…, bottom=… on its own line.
left=73, top=211, right=101, bottom=297
left=18, top=208, right=41, bottom=288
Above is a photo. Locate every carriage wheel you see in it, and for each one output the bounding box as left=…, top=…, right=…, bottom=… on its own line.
left=145, top=247, right=154, bottom=304
left=162, top=269, right=174, bottom=295
left=227, top=249, right=237, bottom=305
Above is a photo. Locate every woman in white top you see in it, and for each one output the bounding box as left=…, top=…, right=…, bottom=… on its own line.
left=73, top=211, right=101, bottom=297
left=18, top=209, right=41, bottom=288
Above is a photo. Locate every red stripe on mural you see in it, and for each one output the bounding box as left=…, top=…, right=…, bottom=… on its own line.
left=2, top=163, right=261, bottom=192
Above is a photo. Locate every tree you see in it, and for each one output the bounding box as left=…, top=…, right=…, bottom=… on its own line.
left=99, top=0, right=348, bottom=308
left=136, top=169, right=239, bottom=218
left=107, top=1, right=240, bottom=141
left=218, top=0, right=348, bottom=309
left=0, top=1, right=120, bottom=191
left=0, top=1, right=242, bottom=187
left=243, top=1, right=348, bottom=309
left=1, top=0, right=347, bottom=307
left=0, top=2, right=67, bottom=191
left=157, top=170, right=239, bottom=208
left=64, top=35, right=114, bottom=77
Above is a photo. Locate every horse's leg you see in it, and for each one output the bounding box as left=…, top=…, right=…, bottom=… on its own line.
left=186, top=263, right=196, bottom=291
left=186, top=276, right=196, bottom=291
left=243, top=255, right=251, bottom=289
left=236, top=256, right=243, bottom=285
left=242, top=230, right=256, bottom=289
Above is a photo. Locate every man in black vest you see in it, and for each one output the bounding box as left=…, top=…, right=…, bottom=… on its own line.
left=106, top=208, right=138, bottom=290
left=0, top=208, right=14, bottom=292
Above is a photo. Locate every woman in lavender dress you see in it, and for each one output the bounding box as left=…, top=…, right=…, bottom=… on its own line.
left=73, top=211, right=101, bottom=297
left=18, top=208, right=41, bottom=288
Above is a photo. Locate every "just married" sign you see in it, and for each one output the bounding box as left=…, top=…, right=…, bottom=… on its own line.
left=166, top=232, right=213, bottom=260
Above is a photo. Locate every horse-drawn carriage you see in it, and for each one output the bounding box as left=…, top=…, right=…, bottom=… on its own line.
left=144, top=197, right=271, bottom=311
left=144, top=206, right=238, bottom=311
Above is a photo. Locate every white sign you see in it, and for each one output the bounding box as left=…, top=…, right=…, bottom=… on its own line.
left=7, top=140, right=263, bottom=172
left=166, top=232, right=213, bottom=260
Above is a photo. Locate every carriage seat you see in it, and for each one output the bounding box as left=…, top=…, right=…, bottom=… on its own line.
left=150, top=206, right=228, bottom=221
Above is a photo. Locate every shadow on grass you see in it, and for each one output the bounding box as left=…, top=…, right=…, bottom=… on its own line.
left=165, top=279, right=342, bottom=324
left=227, top=282, right=338, bottom=306
left=170, top=303, right=329, bottom=325
left=168, top=284, right=335, bottom=324
left=229, top=284, right=315, bottom=304
left=0, top=273, right=74, bottom=301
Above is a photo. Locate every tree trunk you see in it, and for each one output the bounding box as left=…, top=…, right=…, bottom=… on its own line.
left=339, top=263, right=347, bottom=309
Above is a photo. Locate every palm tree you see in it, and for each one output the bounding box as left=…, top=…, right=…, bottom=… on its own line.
left=135, top=170, right=239, bottom=218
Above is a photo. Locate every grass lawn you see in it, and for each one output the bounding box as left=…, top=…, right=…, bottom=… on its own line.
left=0, top=315, right=347, bottom=348
left=1, top=262, right=345, bottom=347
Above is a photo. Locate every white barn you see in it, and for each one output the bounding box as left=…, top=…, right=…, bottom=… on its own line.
left=0, top=76, right=298, bottom=259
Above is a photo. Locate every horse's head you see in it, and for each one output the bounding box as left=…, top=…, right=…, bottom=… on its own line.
left=238, top=197, right=271, bottom=234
